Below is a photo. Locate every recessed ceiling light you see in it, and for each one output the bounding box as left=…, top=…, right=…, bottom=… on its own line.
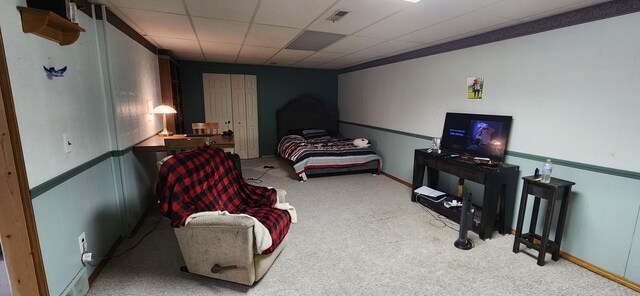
left=404, top=0, right=421, bottom=3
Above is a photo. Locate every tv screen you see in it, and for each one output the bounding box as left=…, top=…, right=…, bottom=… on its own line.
left=440, top=113, right=513, bottom=162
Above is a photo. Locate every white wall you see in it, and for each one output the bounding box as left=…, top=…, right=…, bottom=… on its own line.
left=104, top=21, right=161, bottom=149
left=339, top=12, right=640, bottom=173
left=99, top=9, right=162, bottom=235
left=338, top=11, right=640, bottom=284
left=2, top=0, right=110, bottom=187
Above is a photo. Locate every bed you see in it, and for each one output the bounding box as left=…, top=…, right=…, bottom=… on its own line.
left=276, top=95, right=382, bottom=181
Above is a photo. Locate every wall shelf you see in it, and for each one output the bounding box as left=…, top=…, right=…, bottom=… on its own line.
left=17, top=6, right=85, bottom=46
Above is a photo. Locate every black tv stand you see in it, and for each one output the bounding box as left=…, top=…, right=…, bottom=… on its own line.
left=411, top=149, right=519, bottom=240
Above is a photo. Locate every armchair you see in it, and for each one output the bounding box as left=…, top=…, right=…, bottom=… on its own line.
left=157, top=145, right=294, bottom=285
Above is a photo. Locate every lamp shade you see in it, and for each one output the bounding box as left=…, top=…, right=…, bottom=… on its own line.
left=153, top=105, right=177, bottom=114
left=153, top=104, right=177, bottom=136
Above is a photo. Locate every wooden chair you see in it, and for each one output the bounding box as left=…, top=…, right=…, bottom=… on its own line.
left=192, top=122, right=218, bottom=135
left=164, top=137, right=212, bottom=155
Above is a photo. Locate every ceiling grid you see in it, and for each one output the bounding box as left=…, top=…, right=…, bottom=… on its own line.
left=93, top=0, right=612, bottom=69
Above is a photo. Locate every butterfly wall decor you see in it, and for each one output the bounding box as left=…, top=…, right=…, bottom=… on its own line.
left=43, top=66, right=67, bottom=78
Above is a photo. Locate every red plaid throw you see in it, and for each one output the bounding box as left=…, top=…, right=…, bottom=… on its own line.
left=157, top=146, right=291, bottom=254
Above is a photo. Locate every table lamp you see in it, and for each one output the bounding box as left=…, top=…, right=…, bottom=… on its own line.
left=153, top=105, right=177, bottom=136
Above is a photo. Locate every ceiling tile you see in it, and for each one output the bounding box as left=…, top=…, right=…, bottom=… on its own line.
left=236, top=57, right=270, bottom=65
left=518, top=0, right=610, bottom=22
left=151, top=37, right=200, bottom=53
left=120, top=8, right=196, bottom=39
left=200, top=41, right=242, bottom=57
left=428, top=20, right=521, bottom=45
left=105, top=0, right=608, bottom=68
left=254, top=0, right=336, bottom=29
left=317, top=55, right=373, bottom=69
left=356, top=39, right=423, bottom=57
left=428, top=0, right=503, bottom=13
left=355, top=1, right=466, bottom=39
left=172, top=50, right=206, bottom=62
left=185, top=0, right=259, bottom=22
left=192, top=17, right=249, bottom=44
left=266, top=49, right=315, bottom=66
left=104, top=7, right=148, bottom=36
left=321, top=35, right=385, bottom=54
left=204, top=54, right=238, bottom=64
left=292, top=51, right=346, bottom=68
left=307, top=0, right=410, bottom=35
left=108, top=0, right=186, bottom=14
left=237, top=46, right=280, bottom=64
left=476, top=0, right=587, bottom=20
left=244, top=24, right=301, bottom=48
left=398, top=12, right=512, bottom=44
left=322, top=52, right=378, bottom=67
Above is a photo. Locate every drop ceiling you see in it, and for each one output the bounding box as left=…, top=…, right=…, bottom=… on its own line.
left=92, top=0, right=611, bottom=69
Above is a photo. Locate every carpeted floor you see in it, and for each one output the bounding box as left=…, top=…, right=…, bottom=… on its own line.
left=88, top=157, right=636, bottom=295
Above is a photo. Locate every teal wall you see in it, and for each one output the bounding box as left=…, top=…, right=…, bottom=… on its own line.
left=180, top=62, right=338, bottom=155
left=1, top=2, right=161, bottom=295
left=32, top=160, right=120, bottom=295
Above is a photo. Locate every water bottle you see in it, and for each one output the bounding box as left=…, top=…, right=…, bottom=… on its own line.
left=541, top=159, right=553, bottom=183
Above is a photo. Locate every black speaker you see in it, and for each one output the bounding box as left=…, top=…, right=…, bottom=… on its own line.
left=27, top=0, right=69, bottom=19
left=227, top=153, right=242, bottom=178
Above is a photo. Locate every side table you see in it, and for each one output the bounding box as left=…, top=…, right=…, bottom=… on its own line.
left=512, top=176, right=575, bottom=266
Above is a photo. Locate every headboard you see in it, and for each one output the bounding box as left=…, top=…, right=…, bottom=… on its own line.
left=276, top=95, right=338, bottom=140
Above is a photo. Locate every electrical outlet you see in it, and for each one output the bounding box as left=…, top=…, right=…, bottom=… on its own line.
left=78, top=232, right=87, bottom=254
left=63, top=133, right=73, bottom=153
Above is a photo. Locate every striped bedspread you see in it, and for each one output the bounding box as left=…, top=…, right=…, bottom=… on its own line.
left=278, top=135, right=382, bottom=175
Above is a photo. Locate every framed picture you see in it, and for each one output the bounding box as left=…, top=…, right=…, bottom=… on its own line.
left=467, top=77, right=484, bottom=100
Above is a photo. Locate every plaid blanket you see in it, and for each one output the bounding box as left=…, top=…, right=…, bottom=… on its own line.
left=157, top=146, right=290, bottom=254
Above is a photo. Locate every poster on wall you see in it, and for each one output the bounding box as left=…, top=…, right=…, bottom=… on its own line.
left=467, top=76, right=483, bottom=99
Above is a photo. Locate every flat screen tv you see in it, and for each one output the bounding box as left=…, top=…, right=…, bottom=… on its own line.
left=440, top=112, right=513, bottom=162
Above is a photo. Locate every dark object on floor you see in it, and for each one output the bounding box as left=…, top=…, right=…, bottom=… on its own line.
left=228, top=152, right=242, bottom=178
left=454, top=193, right=474, bottom=250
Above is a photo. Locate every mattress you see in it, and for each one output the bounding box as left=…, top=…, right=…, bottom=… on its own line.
left=278, top=135, right=382, bottom=177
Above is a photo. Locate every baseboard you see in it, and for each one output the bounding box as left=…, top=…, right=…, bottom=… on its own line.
left=560, top=251, right=639, bottom=292
left=508, top=228, right=639, bottom=291
left=384, top=172, right=639, bottom=292
left=381, top=171, right=411, bottom=187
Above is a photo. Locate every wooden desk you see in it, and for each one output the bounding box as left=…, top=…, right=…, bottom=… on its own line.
left=133, top=134, right=234, bottom=152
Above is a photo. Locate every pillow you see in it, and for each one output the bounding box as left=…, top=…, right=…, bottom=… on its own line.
left=286, top=129, right=304, bottom=136
left=302, top=129, right=330, bottom=140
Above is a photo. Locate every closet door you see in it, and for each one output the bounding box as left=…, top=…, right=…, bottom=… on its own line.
left=245, top=75, right=259, bottom=158
left=202, top=73, right=232, bottom=131
left=231, top=75, right=248, bottom=159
